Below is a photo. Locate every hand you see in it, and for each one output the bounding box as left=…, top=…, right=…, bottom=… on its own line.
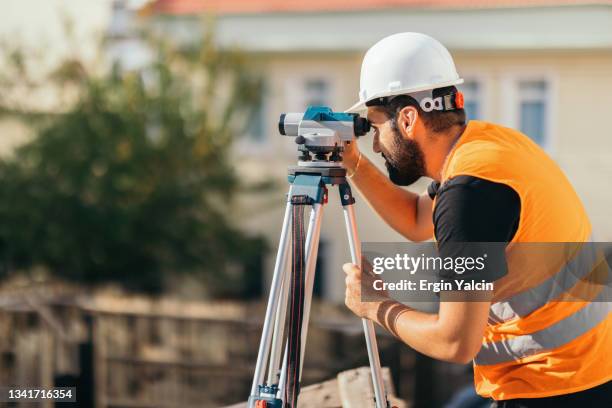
left=343, top=259, right=389, bottom=320
left=342, top=139, right=361, bottom=174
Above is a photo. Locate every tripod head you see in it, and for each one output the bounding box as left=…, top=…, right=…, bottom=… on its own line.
left=279, top=106, right=370, bottom=165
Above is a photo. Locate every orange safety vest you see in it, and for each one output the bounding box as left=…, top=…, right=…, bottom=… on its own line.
left=434, top=120, right=612, bottom=400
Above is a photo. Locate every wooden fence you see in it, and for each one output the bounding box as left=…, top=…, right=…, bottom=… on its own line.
left=0, top=281, right=471, bottom=407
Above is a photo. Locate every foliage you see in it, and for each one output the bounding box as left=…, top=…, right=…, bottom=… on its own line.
left=0, top=33, right=266, bottom=295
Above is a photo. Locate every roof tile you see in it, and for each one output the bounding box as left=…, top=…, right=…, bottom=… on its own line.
left=142, top=0, right=612, bottom=15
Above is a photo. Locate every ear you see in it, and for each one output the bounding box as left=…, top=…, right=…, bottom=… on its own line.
left=396, top=106, right=418, bottom=140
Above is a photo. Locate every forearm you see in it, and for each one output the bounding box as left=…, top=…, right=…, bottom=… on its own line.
left=343, top=261, right=492, bottom=363
left=365, top=300, right=458, bottom=361
left=366, top=299, right=486, bottom=363
left=349, top=155, right=432, bottom=241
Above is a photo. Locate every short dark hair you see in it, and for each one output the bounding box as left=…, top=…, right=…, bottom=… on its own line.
left=375, top=86, right=466, bottom=133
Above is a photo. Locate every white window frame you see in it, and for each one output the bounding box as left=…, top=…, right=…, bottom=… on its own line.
left=500, top=69, right=558, bottom=154
left=458, top=72, right=491, bottom=121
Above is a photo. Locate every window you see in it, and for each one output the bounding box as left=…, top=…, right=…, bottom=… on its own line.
left=246, top=101, right=266, bottom=143
left=501, top=73, right=554, bottom=151
left=304, top=78, right=330, bottom=107
left=282, top=76, right=334, bottom=153
left=517, top=80, right=548, bottom=146
left=243, top=82, right=267, bottom=144
left=459, top=80, right=481, bottom=120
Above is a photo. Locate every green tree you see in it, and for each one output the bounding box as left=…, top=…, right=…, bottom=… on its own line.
left=0, top=33, right=266, bottom=295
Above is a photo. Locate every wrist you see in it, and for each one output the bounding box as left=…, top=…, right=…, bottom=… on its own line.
left=366, top=299, right=386, bottom=321
left=347, top=152, right=363, bottom=178
left=366, top=299, right=399, bottom=323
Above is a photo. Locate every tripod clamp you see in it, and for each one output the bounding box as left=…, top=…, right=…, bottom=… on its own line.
left=287, top=165, right=355, bottom=205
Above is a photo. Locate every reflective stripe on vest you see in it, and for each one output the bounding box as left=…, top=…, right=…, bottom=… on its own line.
left=476, top=293, right=612, bottom=365
left=489, top=241, right=610, bottom=323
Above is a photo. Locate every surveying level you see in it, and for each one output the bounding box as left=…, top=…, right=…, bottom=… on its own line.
left=248, top=106, right=390, bottom=408
left=279, top=106, right=370, bottom=162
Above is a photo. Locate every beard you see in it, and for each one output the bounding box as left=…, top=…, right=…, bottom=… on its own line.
left=381, top=124, right=426, bottom=186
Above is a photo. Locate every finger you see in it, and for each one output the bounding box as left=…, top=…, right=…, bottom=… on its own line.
left=346, top=274, right=358, bottom=287
left=343, top=263, right=359, bottom=275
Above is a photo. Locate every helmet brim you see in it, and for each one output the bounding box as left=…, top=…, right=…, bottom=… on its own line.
left=345, top=100, right=367, bottom=114
left=345, top=78, right=465, bottom=114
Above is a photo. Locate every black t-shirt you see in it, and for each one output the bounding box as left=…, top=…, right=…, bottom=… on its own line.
left=428, top=175, right=521, bottom=282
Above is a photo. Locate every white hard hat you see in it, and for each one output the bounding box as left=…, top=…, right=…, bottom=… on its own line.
left=347, top=32, right=463, bottom=113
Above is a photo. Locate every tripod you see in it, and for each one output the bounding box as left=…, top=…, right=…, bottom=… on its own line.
left=248, top=164, right=390, bottom=408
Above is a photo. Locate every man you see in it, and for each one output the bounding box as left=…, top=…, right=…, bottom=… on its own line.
left=342, top=32, right=612, bottom=407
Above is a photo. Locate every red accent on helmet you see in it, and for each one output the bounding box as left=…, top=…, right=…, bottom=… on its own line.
left=455, top=91, right=464, bottom=109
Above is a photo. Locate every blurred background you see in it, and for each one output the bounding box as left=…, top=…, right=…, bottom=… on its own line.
left=0, top=0, right=611, bottom=407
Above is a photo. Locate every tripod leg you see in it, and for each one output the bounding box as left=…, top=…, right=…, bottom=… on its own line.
left=276, top=202, right=324, bottom=399
left=267, top=240, right=291, bottom=385
left=341, top=186, right=389, bottom=408
left=299, top=204, right=324, bottom=377
left=249, top=187, right=293, bottom=402
left=276, top=342, right=289, bottom=401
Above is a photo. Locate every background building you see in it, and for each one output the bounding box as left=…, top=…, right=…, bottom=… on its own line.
left=137, top=0, right=612, bottom=302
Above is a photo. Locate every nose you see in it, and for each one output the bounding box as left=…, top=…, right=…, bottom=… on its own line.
left=372, top=133, right=382, bottom=154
